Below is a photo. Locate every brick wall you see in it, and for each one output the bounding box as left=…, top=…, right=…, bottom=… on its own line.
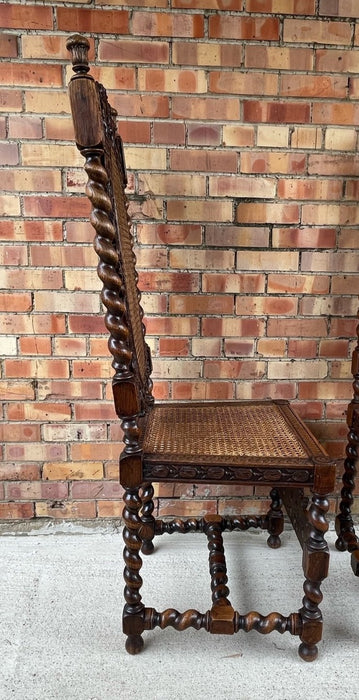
left=1, top=0, right=359, bottom=522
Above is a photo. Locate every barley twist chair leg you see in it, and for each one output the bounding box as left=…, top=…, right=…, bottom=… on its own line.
left=298, top=493, right=329, bottom=662
left=122, top=487, right=145, bottom=654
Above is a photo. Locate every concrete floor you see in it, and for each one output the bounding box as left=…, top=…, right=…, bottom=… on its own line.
left=0, top=522, right=358, bottom=700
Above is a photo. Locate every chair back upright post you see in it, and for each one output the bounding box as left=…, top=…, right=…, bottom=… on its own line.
left=66, top=35, right=153, bottom=481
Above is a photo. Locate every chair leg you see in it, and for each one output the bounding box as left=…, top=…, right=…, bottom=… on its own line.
left=298, top=492, right=330, bottom=662
left=140, top=482, right=156, bottom=555
left=266, top=487, right=284, bottom=549
left=122, top=487, right=145, bottom=654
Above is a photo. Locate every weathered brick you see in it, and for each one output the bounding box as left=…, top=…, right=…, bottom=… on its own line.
left=247, top=0, right=315, bottom=12
left=0, top=503, right=34, bottom=520
left=0, top=4, right=53, bottom=29
left=0, top=63, right=62, bottom=88
left=36, top=501, right=97, bottom=519
left=209, top=16, right=279, bottom=40
left=22, top=35, right=95, bottom=60
left=205, top=225, right=269, bottom=248
left=173, top=41, right=243, bottom=67
left=319, top=0, right=359, bottom=19
left=57, top=8, right=129, bottom=33
left=132, top=11, right=204, bottom=37
left=209, top=71, right=278, bottom=96
left=170, top=149, right=237, bottom=173
left=245, top=45, right=313, bottom=71
left=283, top=19, right=352, bottom=45
left=172, top=96, right=239, bottom=121
left=0, top=90, right=22, bottom=112
left=241, top=152, right=306, bottom=174
left=236, top=202, right=300, bottom=225
left=0, top=34, right=18, bottom=58
left=243, top=101, right=310, bottom=124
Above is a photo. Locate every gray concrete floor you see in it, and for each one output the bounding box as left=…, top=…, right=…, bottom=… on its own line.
left=0, top=522, right=358, bottom=700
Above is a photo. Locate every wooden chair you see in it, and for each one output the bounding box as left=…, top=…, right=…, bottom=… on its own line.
left=335, top=318, right=359, bottom=575
left=67, top=35, right=336, bottom=661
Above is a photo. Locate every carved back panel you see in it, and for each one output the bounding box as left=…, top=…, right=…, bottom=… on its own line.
left=67, top=35, right=153, bottom=420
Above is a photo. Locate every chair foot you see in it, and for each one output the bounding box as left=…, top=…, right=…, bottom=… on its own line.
left=335, top=535, right=347, bottom=552
left=298, top=641, right=318, bottom=662
left=141, top=540, right=155, bottom=555
left=125, top=634, right=144, bottom=655
left=267, top=533, right=281, bottom=549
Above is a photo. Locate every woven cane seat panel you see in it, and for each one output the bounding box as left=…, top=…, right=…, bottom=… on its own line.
left=143, top=401, right=326, bottom=467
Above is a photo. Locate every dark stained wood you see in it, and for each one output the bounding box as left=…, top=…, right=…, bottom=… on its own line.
left=335, top=315, right=359, bottom=575
left=66, top=34, right=339, bottom=660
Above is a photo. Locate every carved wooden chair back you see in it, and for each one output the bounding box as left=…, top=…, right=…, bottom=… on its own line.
left=67, top=38, right=153, bottom=425
left=335, top=319, right=359, bottom=574
left=67, top=35, right=337, bottom=662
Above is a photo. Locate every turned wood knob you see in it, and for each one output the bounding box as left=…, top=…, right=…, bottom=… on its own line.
left=66, top=34, right=90, bottom=75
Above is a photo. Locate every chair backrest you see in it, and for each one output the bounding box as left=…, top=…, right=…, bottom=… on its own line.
left=67, top=35, right=153, bottom=422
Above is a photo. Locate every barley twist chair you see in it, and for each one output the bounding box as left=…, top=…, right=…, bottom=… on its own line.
left=67, top=35, right=336, bottom=661
left=335, top=316, right=359, bottom=575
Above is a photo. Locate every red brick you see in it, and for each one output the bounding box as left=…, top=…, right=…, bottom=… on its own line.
left=281, top=74, right=347, bottom=99
left=0, top=4, right=53, bottom=29
left=99, top=39, right=168, bottom=63
left=283, top=19, right=351, bottom=45
left=224, top=340, right=255, bottom=356
left=173, top=0, right=243, bottom=7
left=243, top=101, right=310, bottom=124
left=172, top=381, right=234, bottom=400
left=24, top=196, right=90, bottom=219
left=5, top=359, right=69, bottom=380
left=245, top=45, right=313, bottom=71
left=268, top=318, right=328, bottom=338
left=241, top=152, right=306, bottom=175
left=138, top=271, right=199, bottom=291
left=19, top=337, right=51, bottom=356
left=248, top=1, right=315, bottom=14
left=159, top=338, right=190, bottom=356
left=272, top=228, right=335, bottom=250
left=0, top=220, right=62, bottom=242
left=0, top=381, right=35, bottom=401
left=57, top=8, right=129, bottom=33
left=0, top=463, right=40, bottom=481
left=0, top=503, right=34, bottom=520
left=209, top=16, right=279, bottom=40
left=0, top=63, right=62, bottom=88
left=8, top=116, right=42, bottom=139
left=312, top=103, right=359, bottom=125
left=202, top=318, right=265, bottom=337
left=0, top=292, right=31, bottom=312
left=202, top=273, right=265, bottom=294
left=0, top=34, right=18, bottom=57
left=236, top=202, right=300, bottom=225
left=209, top=71, right=278, bottom=96
left=0, top=143, right=19, bottom=165
left=6, top=482, right=68, bottom=501
left=169, top=294, right=233, bottom=315
left=268, top=274, right=329, bottom=295
left=188, top=124, right=221, bottom=146
left=36, top=501, right=97, bottom=519
left=205, top=225, right=269, bottom=248
left=112, top=94, right=169, bottom=119
left=132, top=12, right=204, bottom=38
left=170, top=149, right=237, bottom=173
left=172, top=96, right=239, bottom=121
left=173, top=41, right=243, bottom=67
left=319, top=0, right=359, bottom=18
left=0, top=90, right=22, bottom=112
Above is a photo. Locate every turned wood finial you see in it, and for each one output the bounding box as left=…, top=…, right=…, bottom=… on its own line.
left=66, top=34, right=90, bottom=76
